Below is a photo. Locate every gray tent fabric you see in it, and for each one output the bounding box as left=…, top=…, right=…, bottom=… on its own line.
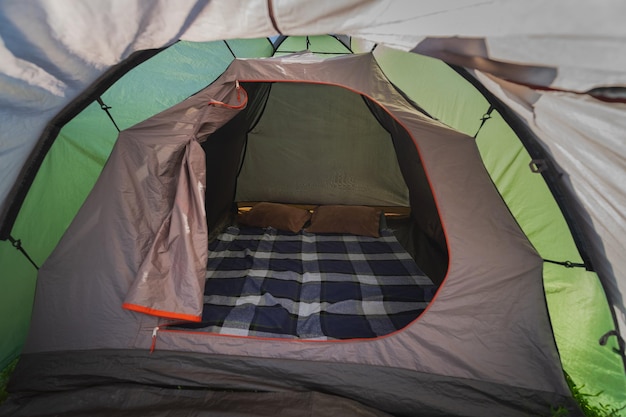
left=122, top=139, right=208, bottom=321
left=2, top=388, right=394, bottom=417
left=123, top=84, right=247, bottom=320
left=9, top=53, right=581, bottom=416
left=3, top=349, right=581, bottom=417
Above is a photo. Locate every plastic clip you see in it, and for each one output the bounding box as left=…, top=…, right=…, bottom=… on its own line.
left=529, top=159, right=547, bottom=173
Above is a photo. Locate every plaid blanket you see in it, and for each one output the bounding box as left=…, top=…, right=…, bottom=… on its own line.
left=177, top=226, right=436, bottom=340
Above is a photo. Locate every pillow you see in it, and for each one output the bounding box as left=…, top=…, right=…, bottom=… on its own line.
left=238, top=202, right=311, bottom=233
left=306, top=205, right=382, bottom=237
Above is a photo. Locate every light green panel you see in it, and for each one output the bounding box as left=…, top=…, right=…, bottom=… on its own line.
left=102, top=38, right=273, bottom=131
left=227, top=38, right=274, bottom=58
left=102, top=40, right=237, bottom=131
left=37, top=104, right=120, bottom=231
left=544, top=264, right=626, bottom=406
left=371, top=46, right=488, bottom=136
left=275, top=35, right=351, bottom=55
left=475, top=111, right=582, bottom=262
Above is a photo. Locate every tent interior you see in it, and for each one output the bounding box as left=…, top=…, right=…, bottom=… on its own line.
left=1, top=33, right=626, bottom=416
left=207, top=79, right=447, bottom=274
left=167, top=78, right=447, bottom=339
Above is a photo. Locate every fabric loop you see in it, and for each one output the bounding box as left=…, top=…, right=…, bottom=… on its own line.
left=8, top=235, right=39, bottom=270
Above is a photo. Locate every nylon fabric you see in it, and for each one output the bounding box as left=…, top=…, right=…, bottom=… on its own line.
left=123, top=139, right=208, bottom=321
left=3, top=350, right=583, bottom=417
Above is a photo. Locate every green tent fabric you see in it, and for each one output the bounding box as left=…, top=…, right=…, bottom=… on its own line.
left=1, top=2, right=626, bottom=415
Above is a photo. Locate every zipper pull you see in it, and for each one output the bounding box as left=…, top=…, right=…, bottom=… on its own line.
left=150, top=326, right=159, bottom=353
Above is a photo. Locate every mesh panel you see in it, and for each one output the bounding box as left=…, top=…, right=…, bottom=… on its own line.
left=236, top=83, right=409, bottom=206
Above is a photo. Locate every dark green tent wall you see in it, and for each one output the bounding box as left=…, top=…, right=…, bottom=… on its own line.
left=1, top=34, right=624, bottom=411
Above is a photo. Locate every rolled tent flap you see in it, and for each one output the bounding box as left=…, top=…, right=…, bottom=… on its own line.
left=122, top=139, right=208, bottom=322
left=122, top=82, right=248, bottom=321
left=23, top=81, right=247, bottom=352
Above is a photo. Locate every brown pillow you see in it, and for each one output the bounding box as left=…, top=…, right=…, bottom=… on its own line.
left=306, top=205, right=381, bottom=237
left=238, top=202, right=311, bottom=233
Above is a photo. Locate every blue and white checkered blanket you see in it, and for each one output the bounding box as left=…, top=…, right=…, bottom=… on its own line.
left=181, top=226, right=436, bottom=340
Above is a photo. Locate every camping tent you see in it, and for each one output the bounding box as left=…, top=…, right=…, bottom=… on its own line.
left=1, top=1, right=625, bottom=416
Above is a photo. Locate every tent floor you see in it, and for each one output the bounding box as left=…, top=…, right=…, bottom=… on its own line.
left=0, top=349, right=583, bottom=417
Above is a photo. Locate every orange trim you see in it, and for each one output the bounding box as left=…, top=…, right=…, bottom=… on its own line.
left=208, top=82, right=248, bottom=109
left=122, top=303, right=202, bottom=322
